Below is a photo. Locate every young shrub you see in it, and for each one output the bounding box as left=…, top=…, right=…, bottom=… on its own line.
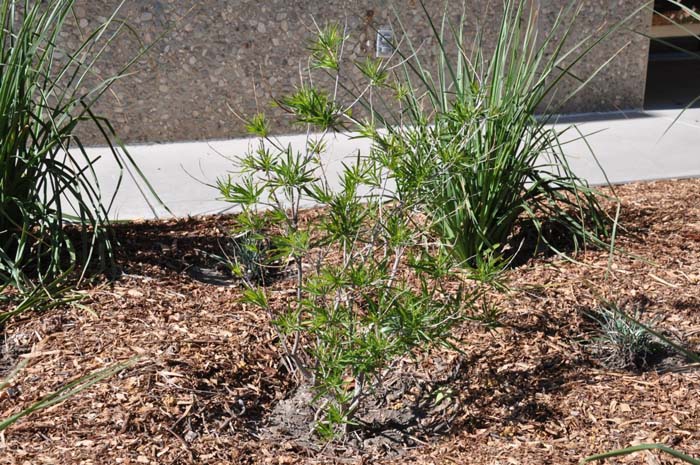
left=220, top=131, right=469, bottom=438
left=219, top=0, right=643, bottom=439
left=0, top=0, right=161, bottom=289
left=218, top=30, right=471, bottom=437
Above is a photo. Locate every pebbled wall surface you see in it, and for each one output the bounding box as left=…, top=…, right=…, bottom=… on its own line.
left=67, top=1, right=653, bottom=144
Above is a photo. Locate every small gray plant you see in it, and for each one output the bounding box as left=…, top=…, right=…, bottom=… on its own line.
left=591, top=305, right=664, bottom=370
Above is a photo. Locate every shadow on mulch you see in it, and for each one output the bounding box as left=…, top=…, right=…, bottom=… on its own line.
left=672, top=296, right=700, bottom=311
left=167, top=361, right=292, bottom=440
left=615, top=203, right=656, bottom=239
left=502, top=199, right=659, bottom=269
left=458, top=354, right=574, bottom=423
left=504, top=219, right=604, bottom=268
left=110, top=216, right=235, bottom=274
left=110, top=217, right=288, bottom=287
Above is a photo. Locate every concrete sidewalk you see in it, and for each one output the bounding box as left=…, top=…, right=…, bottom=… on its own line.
left=88, top=108, right=700, bottom=220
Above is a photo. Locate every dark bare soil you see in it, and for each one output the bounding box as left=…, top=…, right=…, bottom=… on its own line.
left=1, top=179, right=700, bottom=464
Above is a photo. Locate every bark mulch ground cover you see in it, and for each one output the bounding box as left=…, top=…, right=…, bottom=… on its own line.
left=1, top=178, right=699, bottom=464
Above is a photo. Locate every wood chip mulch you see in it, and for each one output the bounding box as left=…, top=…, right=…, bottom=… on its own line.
left=1, top=178, right=699, bottom=465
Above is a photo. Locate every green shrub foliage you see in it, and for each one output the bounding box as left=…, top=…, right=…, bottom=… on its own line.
left=219, top=118, right=471, bottom=437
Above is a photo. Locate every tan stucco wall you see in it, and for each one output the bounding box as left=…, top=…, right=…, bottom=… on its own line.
left=68, top=1, right=653, bottom=144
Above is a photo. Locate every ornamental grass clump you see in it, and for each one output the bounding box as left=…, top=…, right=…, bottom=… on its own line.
left=0, top=0, right=159, bottom=289
left=0, top=0, right=156, bottom=436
